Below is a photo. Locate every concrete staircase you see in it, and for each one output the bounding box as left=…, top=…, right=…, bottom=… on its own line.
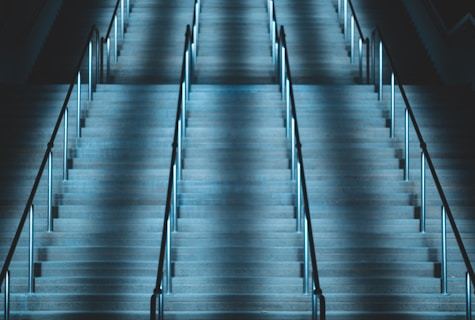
left=1, top=0, right=474, bottom=319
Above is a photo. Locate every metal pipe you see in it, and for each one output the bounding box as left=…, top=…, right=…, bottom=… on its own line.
left=312, top=285, right=317, bottom=320
left=297, top=162, right=301, bottom=233
left=159, top=290, right=164, bottom=320
left=88, top=40, right=92, bottom=101
left=404, top=108, right=409, bottom=181
left=114, top=15, right=118, bottom=63
left=350, top=16, right=354, bottom=64
left=304, top=215, right=309, bottom=294
left=185, top=49, right=190, bottom=100
left=63, top=108, right=69, bottom=181
left=291, top=118, right=295, bottom=180
left=48, top=151, right=53, bottom=232
left=5, top=270, right=10, bottom=320
left=181, top=83, right=186, bottom=137
left=107, top=37, right=111, bottom=80
left=358, top=38, right=363, bottom=82
left=343, top=0, right=348, bottom=40
left=173, top=163, right=177, bottom=232
left=441, top=205, right=448, bottom=295
left=28, top=204, right=34, bottom=293
left=378, top=40, right=383, bottom=101
left=390, top=72, right=395, bottom=138
left=281, top=46, right=286, bottom=99
left=166, top=217, right=171, bottom=294
left=177, top=119, right=182, bottom=181
left=338, top=0, right=342, bottom=19
left=272, top=21, right=276, bottom=64
left=286, top=90, right=290, bottom=139
left=127, top=0, right=130, bottom=20
left=420, top=151, right=426, bottom=233
left=467, top=271, right=472, bottom=320
left=77, top=71, right=82, bottom=138
left=121, top=0, right=124, bottom=40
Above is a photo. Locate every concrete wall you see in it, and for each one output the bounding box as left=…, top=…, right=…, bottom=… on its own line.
left=403, top=0, right=475, bottom=87
left=0, top=0, right=62, bottom=84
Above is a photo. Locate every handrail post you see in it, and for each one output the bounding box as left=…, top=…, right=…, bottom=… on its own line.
left=166, top=216, right=172, bottom=294
left=88, top=40, right=93, bottom=101
left=4, top=270, right=10, bottom=320
left=420, top=151, right=426, bottom=233
left=291, top=118, right=295, bottom=180
left=441, top=205, right=448, bottom=295
left=172, top=163, right=177, bottom=232
left=177, top=119, right=182, bottom=181
left=286, top=88, right=290, bottom=139
left=28, top=204, right=35, bottom=294
left=77, top=72, right=82, bottom=138
left=63, top=108, right=69, bottom=181
left=466, top=272, right=472, bottom=320
left=350, top=15, right=355, bottom=64
left=343, top=0, right=348, bottom=40
left=106, top=37, right=111, bottom=81
left=48, top=151, right=54, bottom=232
left=358, top=38, right=363, bottom=82
left=281, top=46, right=286, bottom=99
left=181, top=83, right=187, bottom=138
left=390, top=72, right=395, bottom=138
left=404, top=107, right=409, bottom=181
left=312, top=284, right=317, bottom=320
left=121, top=0, right=125, bottom=40
left=297, top=162, right=302, bottom=233
left=127, top=0, right=130, bottom=20
left=114, top=15, right=118, bottom=63
left=378, top=40, right=383, bottom=101
left=304, top=215, right=309, bottom=294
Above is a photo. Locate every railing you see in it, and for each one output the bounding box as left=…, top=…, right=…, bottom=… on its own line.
left=278, top=25, right=326, bottom=320
left=337, top=0, right=370, bottom=83
left=101, top=0, right=131, bottom=82
left=268, top=1, right=326, bottom=319
left=0, top=23, right=100, bottom=320
left=371, top=26, right=475, bottom=319
left=1, top=1, right=132, bottom=318
left=150, top=2, right=199, bottom=319
left=149, top=25, right=193, bottom=320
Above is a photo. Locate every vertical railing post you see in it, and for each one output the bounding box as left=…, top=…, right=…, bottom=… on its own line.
left=378, top=40, right=383, bottom=101
left=343, top=0, right=348, bottom=40
left=441, top=206, right=448, bottom=295
left=286, top=88, right=290, bottom=139
left=420, top=151, right=426, bottom=233
left=63, top=108, right=69, bottom=181
left=181, top=83, right=186, bottom=137
left=297, top=162, right=302, bottom=233
left=358, top=38, right=363, bottom=82
left=291, top=118, right=295, bottom=180
left=166, top=216, right=172, bottom=294
left=390, top=72, right=395, bottom=138
left=304, top=215, right=309, bottom=294
left=350, top=16, right=355, bottom=64
left=177, top=119, right=182, bottom=181
left=172, top=163, right=177, bottom=232
left=404, top=108, right=409, bottom=181
left=127, top=0, right=130, bottom=20
left=48, top=151, right=54, bottom=232
left=159, top=288, right=164, bottom=320
left=28, top=204, right=35, bottom=294
left=88, top=40, right=93, bottom=101
left=120, top=0, right=125, bottom=40
left=4, top=270, right=10, bottom=320
left=114, top=15, right=118, bottom=63
left=466, top=272, right=472, bottom=320
left=77, top=72, right=82, bottom=138
left=106, top=37, right=111, bottom=80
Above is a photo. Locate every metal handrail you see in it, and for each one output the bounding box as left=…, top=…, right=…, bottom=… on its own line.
left=338, top=0, right=370, bottom=83
left=372, top=26, right=475, bottom=318
left=1, top=24, right=100, bottom=319
left=150, top=24, right=192, bottom=320
left=100, top=0, right=130, bottom=82
left=278, top=25, right=326, bottom=320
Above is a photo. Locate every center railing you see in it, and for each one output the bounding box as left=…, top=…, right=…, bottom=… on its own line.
left=0, top=1, right=131, bottom=319
left=150, top=2, right=199, bottom=319
left=338, top=0, right=475, bottom=317
left=269, top=1, right=326, bottom=319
